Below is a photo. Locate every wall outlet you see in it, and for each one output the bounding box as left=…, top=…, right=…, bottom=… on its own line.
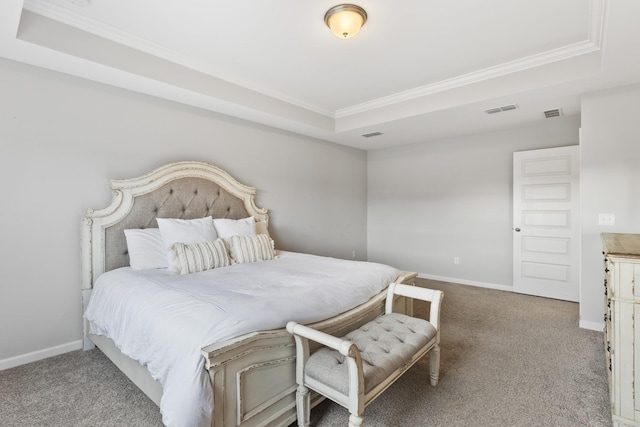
left=598, top=213, right=615, bottom=226
left=352, top=250, right=356, bottom=259
left=454, top=257, right=460, bottom=265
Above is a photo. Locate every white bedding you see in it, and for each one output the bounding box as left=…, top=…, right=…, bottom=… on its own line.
left=84, top=251, right=399, bottom=427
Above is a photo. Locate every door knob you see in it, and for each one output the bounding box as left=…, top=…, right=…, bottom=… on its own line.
left=514, top=228, right=521, bottom=232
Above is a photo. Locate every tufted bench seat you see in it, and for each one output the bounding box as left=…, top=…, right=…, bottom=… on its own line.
left=287, top=283, right=443, bottom=427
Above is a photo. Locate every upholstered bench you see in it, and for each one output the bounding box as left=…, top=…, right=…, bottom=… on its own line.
left=286, top=283, right=443, bottom=427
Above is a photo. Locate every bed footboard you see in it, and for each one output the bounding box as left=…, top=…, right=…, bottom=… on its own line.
left=201, top=272, right=417, bottom=427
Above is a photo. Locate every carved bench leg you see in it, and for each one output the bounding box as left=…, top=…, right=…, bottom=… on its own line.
left=430, top=344, right=440, bottom=386
left=297, top=385, right=310, bottom=427
left=349, top=413, right=364, bottom=427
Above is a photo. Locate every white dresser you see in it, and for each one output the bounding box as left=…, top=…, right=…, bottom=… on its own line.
left=602, top=233, right=640, bottom=427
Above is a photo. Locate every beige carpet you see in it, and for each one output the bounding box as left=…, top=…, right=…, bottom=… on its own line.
left=0, top=279, right=611, bottom=426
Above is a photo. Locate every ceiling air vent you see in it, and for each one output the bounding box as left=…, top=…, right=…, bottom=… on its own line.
left=484, top=104, right=518, bottom=114
left=361, top=131, right=383, bottom=138
left=543, top=108, right=563, bottom=119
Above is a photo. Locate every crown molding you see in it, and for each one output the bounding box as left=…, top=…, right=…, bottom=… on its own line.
left=335, top=41, right=600, bottom=119
left=335, top=0, right=607, bottom=119
left=588, top=0, right=607, bottom=50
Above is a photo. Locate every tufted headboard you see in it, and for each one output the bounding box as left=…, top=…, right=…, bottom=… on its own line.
left=81, top=161, right=268, bottom=290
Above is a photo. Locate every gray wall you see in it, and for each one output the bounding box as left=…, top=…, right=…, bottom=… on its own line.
left=367, top=117, right=580, bottom=289
left=0, top=58, right=368, bottom=362
left=580, top=83, right=640, bottom=329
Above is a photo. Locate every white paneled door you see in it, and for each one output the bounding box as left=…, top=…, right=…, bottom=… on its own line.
left=513, top=146, right=580, bottom=302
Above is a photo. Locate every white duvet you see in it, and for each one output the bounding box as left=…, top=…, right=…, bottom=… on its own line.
left=84, top=251, right=399, bottom=427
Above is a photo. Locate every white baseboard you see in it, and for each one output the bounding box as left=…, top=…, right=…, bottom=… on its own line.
left=579, top=320, right=604, bottom=332
left=418, top=273, right=604, bottom=332
left=0, top=340, right=83, bottom=371
left=417, top=273, right=513, bottom=292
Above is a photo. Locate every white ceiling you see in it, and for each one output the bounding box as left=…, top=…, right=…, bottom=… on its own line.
left=1, top=0, right=639, bottom=150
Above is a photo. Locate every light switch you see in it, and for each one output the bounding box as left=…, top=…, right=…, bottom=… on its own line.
left=599, top=213, right=615, bottom=226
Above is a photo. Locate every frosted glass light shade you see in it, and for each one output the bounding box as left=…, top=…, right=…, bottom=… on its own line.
left=324, top=5, right=367, bottom=39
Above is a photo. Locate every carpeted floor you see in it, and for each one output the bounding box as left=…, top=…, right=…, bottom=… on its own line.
left=0, top=279, right=611, bottom=426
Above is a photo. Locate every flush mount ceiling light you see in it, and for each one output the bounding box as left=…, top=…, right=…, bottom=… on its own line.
left=324, top=4, right=368, bottom=39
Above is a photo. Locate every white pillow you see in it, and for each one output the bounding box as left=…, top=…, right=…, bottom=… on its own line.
left=213, top=216, right=256, bottom=238
left=157, top=216, right=217, bottom=261
left=124, top=228, right=168, bottom=270
left=168, top=238, right=231, bottom=275
left=227, top=234, right=276, bottom=264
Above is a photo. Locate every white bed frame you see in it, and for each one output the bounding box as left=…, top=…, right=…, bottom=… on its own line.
left=81, top=161, right=416, bottom=427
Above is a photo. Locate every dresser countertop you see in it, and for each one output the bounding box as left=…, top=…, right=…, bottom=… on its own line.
left=601, top=233, right=640, bottom=257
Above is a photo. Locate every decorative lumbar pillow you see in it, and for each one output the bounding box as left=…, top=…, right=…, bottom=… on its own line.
left=227, top=234, right=276, bottom=264
left=157, top=216, right=218, bottom=252
left=213, top=216, right=256, bottom=239
left=124, top=228, right=168, bottom=270
left=168, top=238, right=231, bottom=275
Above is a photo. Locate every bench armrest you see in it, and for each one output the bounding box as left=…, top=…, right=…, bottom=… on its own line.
left=385, top=283, right=444, bottom=330
left=286, top=321, right=365, bottom=410
left=286, top=321, right=356, bottom=357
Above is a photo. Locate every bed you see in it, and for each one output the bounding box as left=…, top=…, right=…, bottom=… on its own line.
left=81, top=161, right=416, bottom=427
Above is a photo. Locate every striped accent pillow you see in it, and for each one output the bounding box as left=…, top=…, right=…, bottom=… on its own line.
left=227, top=234, right=276, bottom=264
left=168, top=238, right=231, bottom=274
